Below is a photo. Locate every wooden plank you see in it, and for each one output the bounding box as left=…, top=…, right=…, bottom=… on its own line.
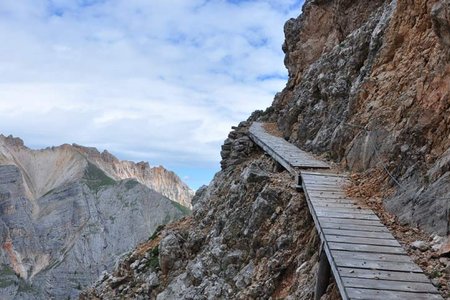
left=342, top=277, right=438, bottom=294
left=338, top=267, right=432, bottom=283
left=308, top=196, right=352, bottom=201
left=307, top=192, right=349, bottom=199
left=304, top=179, right=348, bottom=184
left=310, top=200, right=365, bottom=206
left=311, top=201, right=361, bottom=207
left=303, top=177, right=348, bottom=182
left=249, top=132, right=295, bottom=175
left=332, top=250, right=411, bottom=262
left=318, top=217, right=385, bottom=227
left=322, top=240, right=350, bottom=300
left=307, top=185, right=347, bottom=190
left=310, top=198, right=356, bottom=204
left=304, top=178, right=347, bottom=183
left=306, top=186, right=349, bottom=191
left=306, top=189, right=348, bottom=194
left=326, top=235, right=401, bottom=247
left=312, top=202, right=369, bottom=209
left=345, top=288, right=442, bottom=300
left=310, top=197, right=355, bottom=203
left=248, top=123, right=330, bottom=169
left=315, top=212, right=379, bottom=221
left=323, top=229, right=394, bottom=239
left=303, top=183, right=348, bottom=187
left=316, top=249, right=332, bottom=300
left=303, top=183, right=348, bottom=188
left=303, top=185, right=345, bottom=190
left=321, top=222, right=389, bottom=232
left=305, top=186, right=348, bottom=191
left=329, top=243, right=406, bottom=254
left=300, top=181, right=346, bottom=186
left=314, top=207, right=375, bottom=215
left=250, top=140, right=319, bottom=171
left=334, top=258, right=422, bottom=272
left=308, top=194, right=349, bottom=200
left=302, top=171, right=347, bottom=178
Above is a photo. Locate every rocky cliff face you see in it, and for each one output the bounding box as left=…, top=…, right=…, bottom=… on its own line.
left=271, top=0, right=450, bottom=236
left=0, top=136, right=191, bottom=299
left=82, top=0, right=450, bottom=299
left=72, top=144, right=194, bottom=208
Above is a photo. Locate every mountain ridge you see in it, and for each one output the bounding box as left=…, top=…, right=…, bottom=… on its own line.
left=0, top=134, right=194, bottom=208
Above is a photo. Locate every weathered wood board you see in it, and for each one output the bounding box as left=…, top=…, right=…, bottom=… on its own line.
left=302, top=171, right=442, bottom=300
left=248, top=122, right=330, bottom=171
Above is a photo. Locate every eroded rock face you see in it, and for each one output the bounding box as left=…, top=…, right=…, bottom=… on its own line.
left=0, top=137, right=190, bottom=299
left=271, top=0, right=450, bottom=236
left=74, top=145, right=194, bottom=208
left=432, top=0, right=450, bottom=47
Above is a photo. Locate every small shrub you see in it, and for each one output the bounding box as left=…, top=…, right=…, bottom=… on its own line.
left=146, top=246, right=160, bottom=270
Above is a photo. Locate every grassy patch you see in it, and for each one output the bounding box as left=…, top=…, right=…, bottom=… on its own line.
left=170, top=200, right=192, bottom=215
left=0, top=266, right=35, bottom=293
left=0, top=265, right=16, bottom=277
left=430, top=269, right=442, bottom=278
left=0, top=265, right=17, bottom=288
left=0, top=279, right=14, bottom=288
left=146, top=246, right=160, bottom=270
left=124, top=179, right=139, bottom=190
left=83, top=162, right=116, bottom=192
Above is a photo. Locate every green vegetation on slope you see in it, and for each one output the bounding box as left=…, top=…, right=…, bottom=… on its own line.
left=124, top=179, right=139, bottom=190
left=83, top=162, right=116, bottom=192
left=170, top=199, right=191, bottom=215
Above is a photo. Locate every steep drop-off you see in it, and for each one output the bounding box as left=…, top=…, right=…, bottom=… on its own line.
left=82, top=0, right=450, bottom=299
left=0, top=136, right=192, bottom=299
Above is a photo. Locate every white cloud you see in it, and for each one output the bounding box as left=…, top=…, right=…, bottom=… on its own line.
left=0, top=0, right=303, bottom=187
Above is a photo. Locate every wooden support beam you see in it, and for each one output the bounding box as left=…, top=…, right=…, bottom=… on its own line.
left=315, top=246, right=331, bottom=300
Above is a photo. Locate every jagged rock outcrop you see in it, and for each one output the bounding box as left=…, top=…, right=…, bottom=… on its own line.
left=73, top=145, right=194, bottom=208
left=0, top=136, right=191, bottom=299
left=82, top=0, right=450, bottom=298
left=82, top=124, right=328, bottom=299
left=272, top=0, right=450, bottom=236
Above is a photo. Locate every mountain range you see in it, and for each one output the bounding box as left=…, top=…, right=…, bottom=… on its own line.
left=0, top=134, right=193, bottom=299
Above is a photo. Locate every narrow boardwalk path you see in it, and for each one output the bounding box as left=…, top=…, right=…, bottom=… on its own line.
left=248, top=122, right=443, bottom=300
left=248, top=122, right=329, bottom=173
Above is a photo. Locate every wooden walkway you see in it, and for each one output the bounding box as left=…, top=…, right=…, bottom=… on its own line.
left=248, top=122, right=329, bottom=174
left=247, top=122, right=443, bottom=300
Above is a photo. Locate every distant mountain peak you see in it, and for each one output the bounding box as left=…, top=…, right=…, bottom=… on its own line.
left=0, top=135, right=194, bottom=207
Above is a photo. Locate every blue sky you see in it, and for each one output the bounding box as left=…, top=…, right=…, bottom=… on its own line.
left=0, top=0, right=303, bottom=190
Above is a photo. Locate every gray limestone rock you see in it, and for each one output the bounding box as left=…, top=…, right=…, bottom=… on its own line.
left=0, top=164, right=187, bottom=299
left=411, top=240, right=429, bottom=252
left=432, top=0, right=450, bottom=47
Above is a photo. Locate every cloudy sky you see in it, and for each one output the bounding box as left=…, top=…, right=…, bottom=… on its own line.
left=0, top=0, right=303, bottom=190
